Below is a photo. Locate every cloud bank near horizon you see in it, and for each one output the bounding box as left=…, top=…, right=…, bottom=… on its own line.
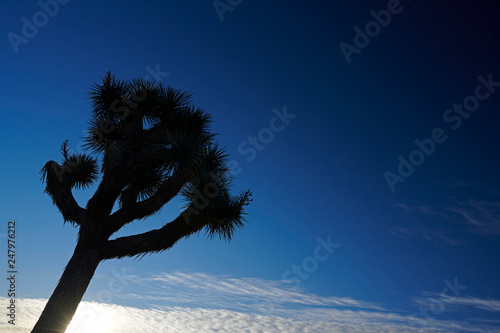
left=2, top=271, right=500, bottom=332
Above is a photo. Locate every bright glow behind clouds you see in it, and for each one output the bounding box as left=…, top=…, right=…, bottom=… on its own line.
left=3, top=271, right=500, bottom=332
left=0, top=297, right=441, bottom=333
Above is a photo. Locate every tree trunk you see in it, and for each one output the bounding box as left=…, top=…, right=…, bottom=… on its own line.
left=31, top=239, right=101, bottom=333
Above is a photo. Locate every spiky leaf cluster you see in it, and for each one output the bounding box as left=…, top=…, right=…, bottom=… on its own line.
left=180, top=145, right=251, bottom=240
left=41, top=72, right=251, bottom=243
left=82, top=72, right=215, bottom=203
left=40, top=141, right=99, bottom=195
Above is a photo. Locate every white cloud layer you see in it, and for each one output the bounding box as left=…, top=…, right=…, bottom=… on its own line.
left=2, top=272, right=500, bottom=332
left=125, top=271, right=386, bottom=313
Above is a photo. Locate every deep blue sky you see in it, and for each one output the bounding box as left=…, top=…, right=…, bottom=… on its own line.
left=1, top=1, right=500, bottom=332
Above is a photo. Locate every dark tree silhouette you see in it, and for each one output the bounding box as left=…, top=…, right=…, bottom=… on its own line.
left=32, top=73, right=251, bottom=333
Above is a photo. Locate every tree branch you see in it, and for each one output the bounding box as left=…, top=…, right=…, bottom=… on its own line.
left=41, top=161, right=86, bottom=225
left=86, top=171, right=125, bottom=220
left=105, top=169, right=187, bottom=236
left=53, top=185, right=86, bottom=225
left=100, top=188, right=251, bottom=260
left=100, top=205, right=203, bottom=260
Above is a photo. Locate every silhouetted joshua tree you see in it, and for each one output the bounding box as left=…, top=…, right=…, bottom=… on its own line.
left=32, top=72, right=251, bottom=333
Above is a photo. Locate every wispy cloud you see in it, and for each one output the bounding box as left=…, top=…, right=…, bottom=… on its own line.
left=392, top=196, right=500, bottom=243
left=395, top=203, right=448, bottom=218
left=127, top=271, right=385, bottom=313
left=6, top=272, right=500, bottom=332
left=444, top=199, right=500, bottom=235
left=414, top=292, right=500, bottom=313
left=389, top=226, right=463, bottom=246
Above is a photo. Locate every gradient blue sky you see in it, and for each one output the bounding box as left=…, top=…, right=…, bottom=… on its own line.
left=1, top=1, right=500, bottom=332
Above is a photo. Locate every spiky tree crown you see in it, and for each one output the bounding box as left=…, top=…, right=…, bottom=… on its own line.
left=40, top=72, right=251, bottom=254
